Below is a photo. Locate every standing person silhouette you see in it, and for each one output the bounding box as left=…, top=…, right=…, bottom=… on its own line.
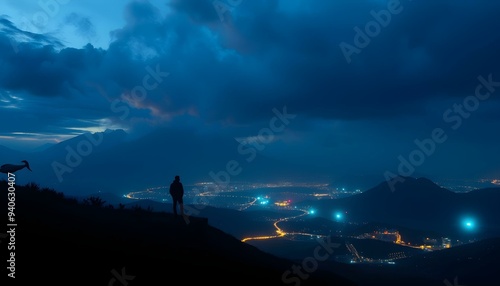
left=169, top=175, right=184, bottom=217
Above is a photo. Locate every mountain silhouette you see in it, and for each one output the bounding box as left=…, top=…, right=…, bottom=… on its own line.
left=0, top=128, right=320, bottom=196
left=301, top=177, right=500, bottom=239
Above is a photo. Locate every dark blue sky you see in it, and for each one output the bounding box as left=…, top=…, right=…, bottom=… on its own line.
left=1, top=0, right=499, bottom=186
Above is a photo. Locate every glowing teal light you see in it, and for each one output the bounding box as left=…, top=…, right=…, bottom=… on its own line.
left=309, top=209, right=315, bottom=214
left=334, top=212, right=343, bottom=220
left=462, top=218, right=476, bottom=230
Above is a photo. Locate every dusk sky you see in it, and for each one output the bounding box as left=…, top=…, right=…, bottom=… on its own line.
left=1, top=0, right=499, bottom=186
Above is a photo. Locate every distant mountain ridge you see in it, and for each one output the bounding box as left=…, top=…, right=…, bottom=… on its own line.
left=0, top=127, right=311, bottom=196
left=8, top=129, right=126, bottom=190
left=357, top=176, right=453, bottom=200
left=301, top=176, right=500, bottom=239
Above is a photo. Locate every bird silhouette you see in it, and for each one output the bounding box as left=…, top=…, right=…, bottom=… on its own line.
left=0, top=160, right=32, bottom=174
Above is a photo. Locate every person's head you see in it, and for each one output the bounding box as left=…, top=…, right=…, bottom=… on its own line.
left=175, top=175, right=180, bottom=181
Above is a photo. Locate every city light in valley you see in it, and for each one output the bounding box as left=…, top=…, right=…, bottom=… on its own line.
left=123, top=181, right=482, bottom=263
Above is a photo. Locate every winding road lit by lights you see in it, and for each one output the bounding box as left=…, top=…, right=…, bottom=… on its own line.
left=125, top=188, right=324, bottom=242
left=241, top=209, right=325, bottom=242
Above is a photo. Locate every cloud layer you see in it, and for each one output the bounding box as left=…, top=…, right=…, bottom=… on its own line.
left=1, top=0, right=499, bottom=181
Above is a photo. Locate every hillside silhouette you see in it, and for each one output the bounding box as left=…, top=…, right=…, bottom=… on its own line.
left=0, top=180, right=356, bottom=285
left=326, top=236, right=500, bottom=286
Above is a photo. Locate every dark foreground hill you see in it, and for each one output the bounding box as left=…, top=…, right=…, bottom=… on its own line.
left=0, top=181, right=356, bottom=285
left=324, top=236, right=500, bottom=286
